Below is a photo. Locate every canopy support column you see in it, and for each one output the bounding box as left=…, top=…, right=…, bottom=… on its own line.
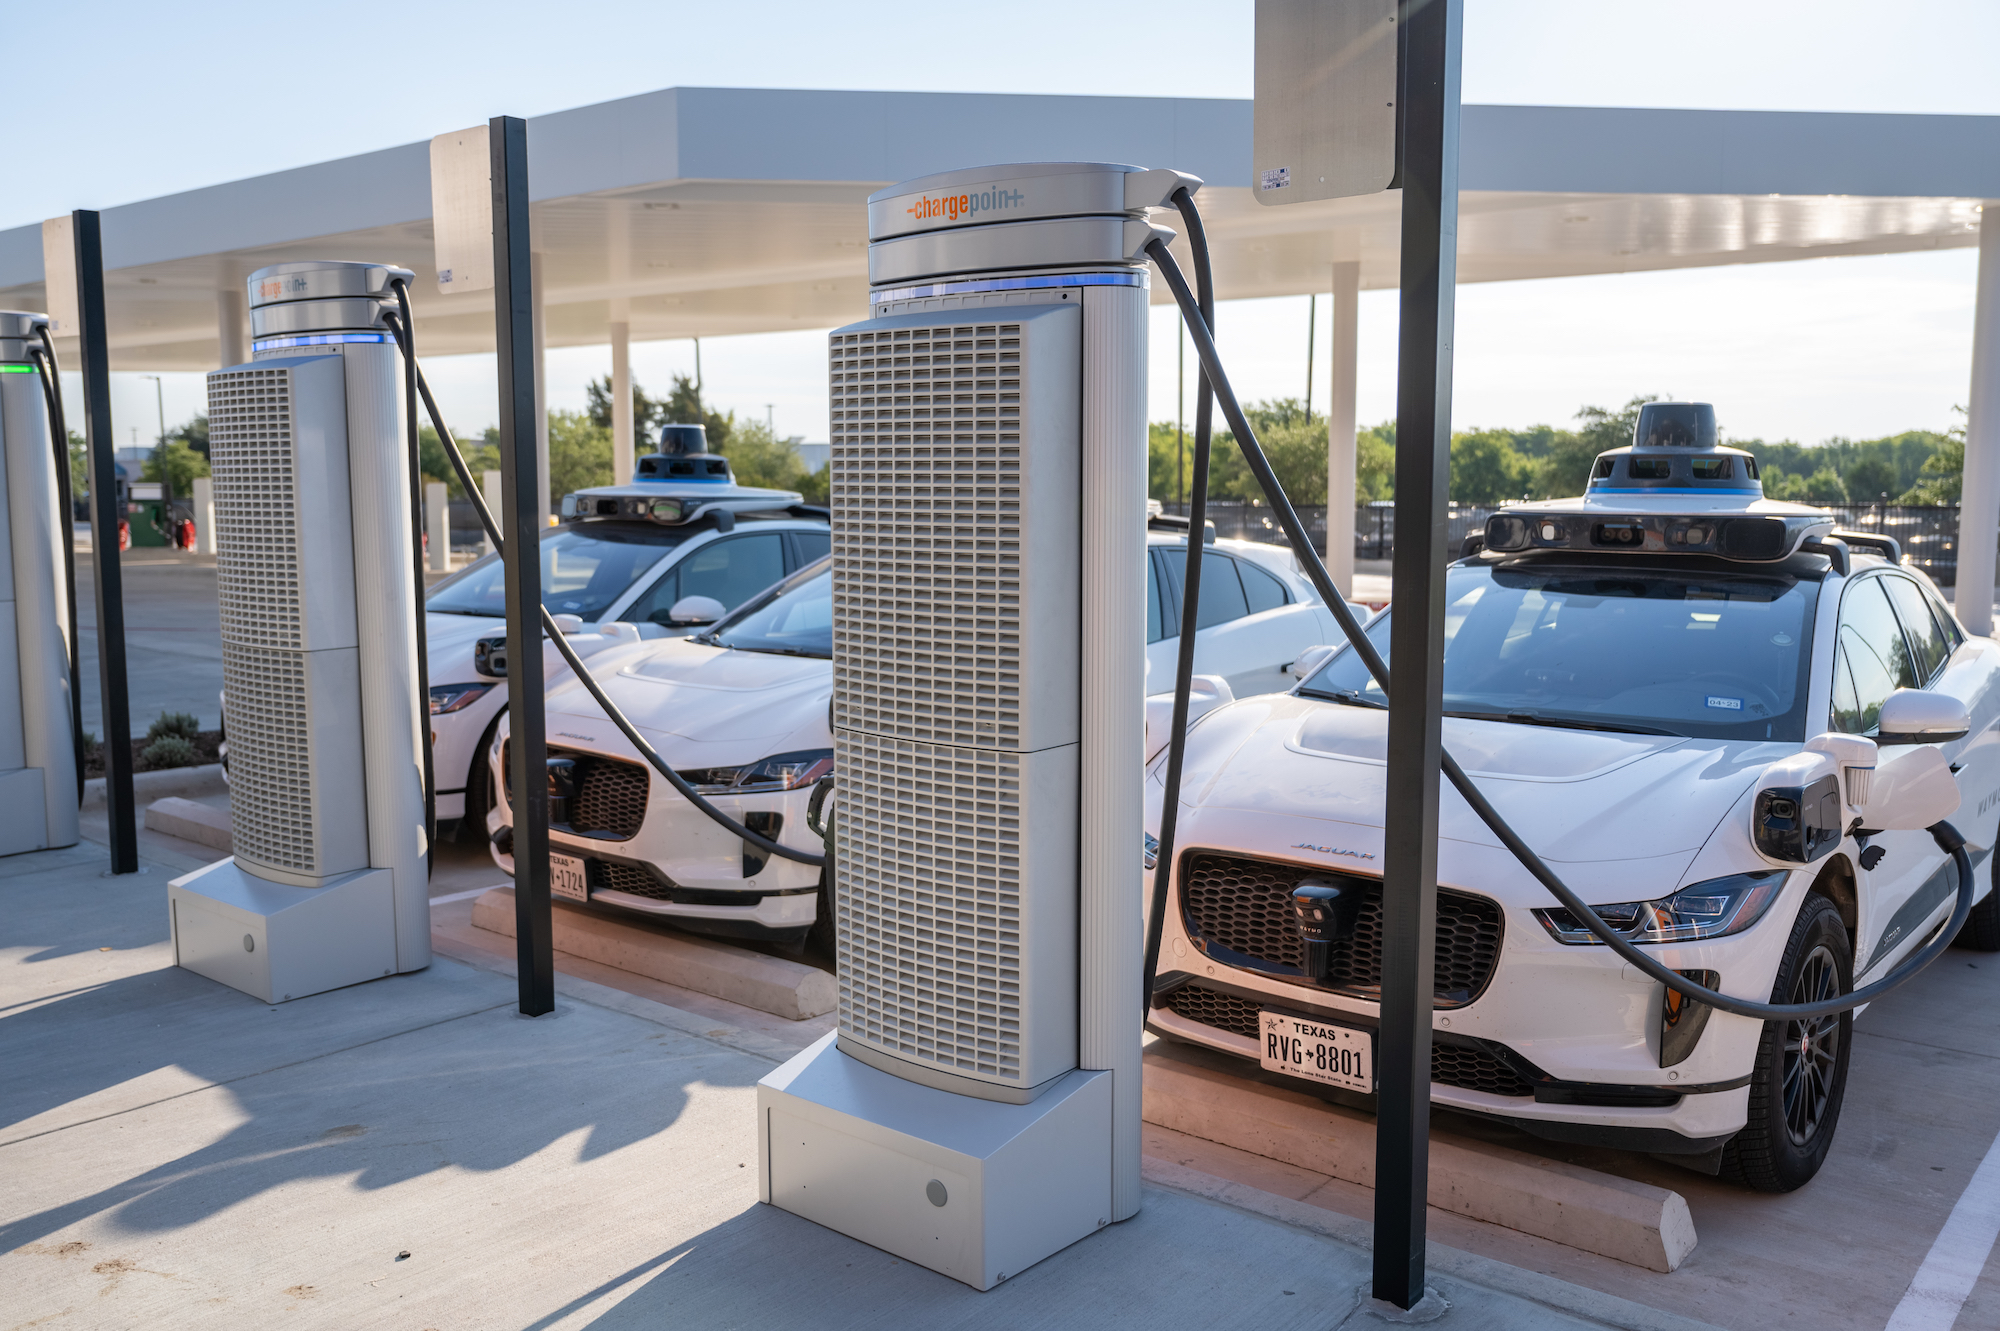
left=611, top=319, right=634, bottom=484
left=1960, top=205, right=2000, bottom=637
left=532, top=250, right=550, bottom=520
left=1326, top=260, right=1360, bottom=599
left=217, top=288, right=246, bottom=366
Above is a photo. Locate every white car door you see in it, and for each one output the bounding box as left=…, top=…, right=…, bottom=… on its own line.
left=1148, top=546, right=1325, bottom=698
left=1881, top=573, right=2000, bottom=893
left=1832, top=574, right=1952, bottom=975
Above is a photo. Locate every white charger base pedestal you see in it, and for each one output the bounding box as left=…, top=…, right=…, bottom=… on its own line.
left=758, top=1032, right=1112, bottom=1291
left=0, top=767, right=51, bottom=856
left=168, top=858, right=396, bottom=1004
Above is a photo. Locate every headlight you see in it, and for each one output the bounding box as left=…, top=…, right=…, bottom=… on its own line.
left=1531, top=871, right=1787, bottom=946
left=678, top=749, right=834, bottom=795
left=430, top=682, right=496, bottom=715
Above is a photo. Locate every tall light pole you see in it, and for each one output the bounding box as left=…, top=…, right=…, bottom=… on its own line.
left=140, top=374, right=166, bottom=444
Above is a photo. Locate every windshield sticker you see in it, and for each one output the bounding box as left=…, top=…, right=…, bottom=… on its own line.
left=1706, top=696, right=1744, bottom=711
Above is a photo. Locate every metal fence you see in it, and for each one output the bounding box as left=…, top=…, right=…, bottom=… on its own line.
left=1159, top=500, right=1972, bottom=583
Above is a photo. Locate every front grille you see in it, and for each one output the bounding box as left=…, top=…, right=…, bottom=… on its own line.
left=589, top=859, right=666, bottom=898
left=500, top=741, right=650, bottom=840
left=1158, top=984, right=1535, bottom=1099
left=561, top=748, right=649, bottom=839
left=1180, top=851, right=1503, bottom=1005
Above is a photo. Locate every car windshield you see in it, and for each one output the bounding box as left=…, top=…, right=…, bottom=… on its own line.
left=699, top=559, right=831, bottom=658
left=424, top=523, right=683, bottom=621
left=1300, top=559, right=1820, bottom=740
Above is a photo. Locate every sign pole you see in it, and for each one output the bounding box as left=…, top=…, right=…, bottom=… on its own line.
left=1373, top=0, right=1462, bottom=1310
left=72, top=211, right=138, bottom=873
left=489, top=115, right=554, bottom=1016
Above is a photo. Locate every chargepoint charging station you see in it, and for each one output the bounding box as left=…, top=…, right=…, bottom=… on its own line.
left=0, top=311, right=79, bottom=857
left=167, top=262, right=429, bottom=1003
left=759, top=163, right=1191, bottom=1289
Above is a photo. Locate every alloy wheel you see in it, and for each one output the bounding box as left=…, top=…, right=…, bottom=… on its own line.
left=1781, top=943, right=1843, bottom=1146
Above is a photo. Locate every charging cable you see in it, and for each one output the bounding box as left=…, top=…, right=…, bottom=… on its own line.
left=377, top=322, right=824, bottom=869
left=1142, top=188, right=1971, bottom=1023
left=26, top=326, right=87, bottom=805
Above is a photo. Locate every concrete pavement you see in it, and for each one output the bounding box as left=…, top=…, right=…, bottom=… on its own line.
left=73, top=554, right=223, bottom=735
left=2, top=839, right=1720, bottom=1331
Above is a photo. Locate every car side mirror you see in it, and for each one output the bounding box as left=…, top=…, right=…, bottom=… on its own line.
left=1876, top=688, right=1970, bottom=746
left=550, top=613, right=584, bottom=635
left=666, top=594, right=727, bottom=627
left=1289, top=644, right=1337, bottom=679
left=1144, top=674, right=1235, bottom=762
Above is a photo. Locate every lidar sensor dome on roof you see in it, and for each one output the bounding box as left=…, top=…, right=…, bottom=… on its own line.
left=1634, top=401, right=1718, bottom=450
left=657, top=423, right=708, bottom=456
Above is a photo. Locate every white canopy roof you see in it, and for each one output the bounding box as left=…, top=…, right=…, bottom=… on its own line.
left=0, top=90, right=1992, bottom=370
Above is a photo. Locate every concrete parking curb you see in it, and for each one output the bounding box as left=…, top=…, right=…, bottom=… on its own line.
left=470, top=886, right=836, bottom=1020
left=1142, top=1158, right=1728, bottom=1331
left=82, top=763, right=227, bottom=809
left=1143, top=1041, right=1697, bottom=1273
left=143, top=796, right=232, bottom=851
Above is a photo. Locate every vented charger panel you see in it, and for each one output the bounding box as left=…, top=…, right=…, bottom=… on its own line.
left=207, top=355, right=367, bottom=884
left=829, top=305, right=1081, bottom=1099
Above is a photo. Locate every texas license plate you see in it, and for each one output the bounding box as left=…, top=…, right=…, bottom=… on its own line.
left=549, top=851, right=588, bottom=903
left=1259, top=1011, right=1374, bottom=1092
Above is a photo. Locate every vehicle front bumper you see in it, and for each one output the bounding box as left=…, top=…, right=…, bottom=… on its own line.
left=1144, top=843, right=1804, bottom=1154
left=488, top=748, right=823, bottom=942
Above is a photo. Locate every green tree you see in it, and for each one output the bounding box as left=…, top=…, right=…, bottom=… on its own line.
left=1149, top=421, right=1196, bottom=504
left=715, top=419, right=826, bottom=502
left=660, top=374, right=732, bottom=450
left=1843, top=457, right=1898, bottom=501
left=169, top=412, right=209, bottom=460
left=1805, top=466, right=1848, bottom=503
left=1531, top=397, right=1652, bottom=498
left=547, top=410, right=613, bottom=499
left=141, top=440, right=210, bottom=497
left=67, top=430, right=87, bottom=497
left=1355, top=421, right=1396, bottom=501
left=418, top=424, right=500, bottom=499
left=1448, top=429, right=1531, bottom=504
left=1762, top=469, right=1812, bottom=502
left=1901, top=408, right=1966, bottom=503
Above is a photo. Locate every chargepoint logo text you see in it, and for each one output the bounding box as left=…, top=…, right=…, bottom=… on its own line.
left=907, top=186, right=1026, bottom=225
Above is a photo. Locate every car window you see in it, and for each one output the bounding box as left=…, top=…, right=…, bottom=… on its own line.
left=1834, top=577, right=1918, bottom=734
left=1159, top=547, right=1251, bottom=630
left=1304, top=561, right=1820, bottom=741
left=1239, top=559, right=1289, bottom=614
left=1197, top=553, right=1251, bottom=628
left=623, top=533, right=786, bottom=625
left=425, top=523, right=683, bottom=621
left=1147, top=553, right=1165, bottom=644
left=791, top=529, right=830, bottom=568
left=1925, top=584, right=1965, bottom=652
left=1882, top=576, right=1951, bottom=681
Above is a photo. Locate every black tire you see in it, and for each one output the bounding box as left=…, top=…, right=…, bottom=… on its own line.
left=1721, top=894, right=1853, bottom=1193
left=455, top=708, right=507, bottom=847
left=1955, top=841, right=2000, bottom=951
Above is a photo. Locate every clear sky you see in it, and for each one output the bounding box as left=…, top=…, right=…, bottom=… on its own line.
left=16, top=0, right=2000, bottom=455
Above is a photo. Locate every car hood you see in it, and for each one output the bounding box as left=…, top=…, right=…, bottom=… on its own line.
left=544, top=637, right=831, bottom=752
left=1162, top=693, right=1786, bottom=887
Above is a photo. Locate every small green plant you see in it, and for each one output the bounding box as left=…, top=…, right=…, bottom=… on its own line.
left=140, top=735, right=200, bottom=770
left=147, top=711, right=201, bottom=743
